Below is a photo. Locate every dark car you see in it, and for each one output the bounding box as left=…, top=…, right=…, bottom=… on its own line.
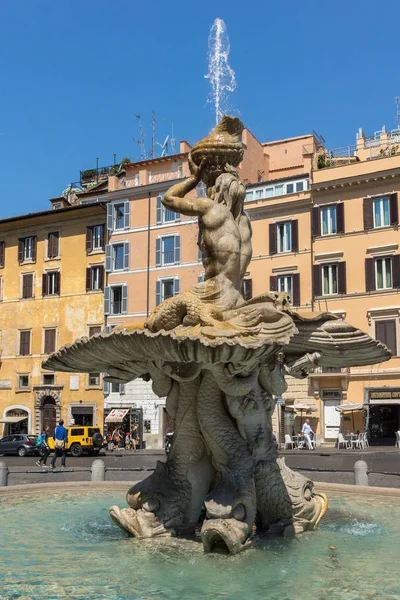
left=0, top=434, right=38, bottom=457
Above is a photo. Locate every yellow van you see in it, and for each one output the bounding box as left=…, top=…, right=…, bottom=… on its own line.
left=48, top=426, right=103, bottom=457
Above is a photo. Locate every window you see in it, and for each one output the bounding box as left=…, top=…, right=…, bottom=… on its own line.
left=88, top=372, right=100, bottom=386
left=156, top=235, right=180, bottom=266
left=18, top=236, right=36, bottom=263
left=113, top=244, right=124, bottom=270
left=144, top=420, right=152, bottom=433
left=375, top=257, right=392, bottom=289
left=47, top=232, right=59, bottom=259
left=245, top=191, right=254, bottom=201
left=321, top=206, right=337, bottom=235
left=0, top=241, right=4, bottom=268
left=286, top=183, right=294, bottom=194
left=274, top=185, right=284, bottom=196
left=243, top=279, right=253, bottom=300
left=104, top=285, right=128, bottom=315
left=322, top=264, right=338, bottom=295
left=44, top=328, right=56, bottom=354
left=18, top=374, right=29, bottom=389
left=86, top=265, right=104, bottom=291
left=265, top=187, right=274, bottom=198
left=156, top=194, right=179, bottom=224
left=295, top=181, right=304, bottom=192
left=19, top=330, right=31, bottom=356
left=22, top=273, right=33, bottom=299
left=86, top=224, right=105, bottom=253
left=373, top=197, right=390, bottom=228
left=111, top=382, right=125, bottom=394
left=277, top=222, right=291, bottom=253
left=88, top=326, right=101, bottom=337
left=278, top=275, right=293, bottom=298
left=43, top=373, right=55, bottom=385
left=375, top=320, right=397, bottom=356
left=255, top=190, right=263, bottom=199
left=107, top=201, right=130, bottom=232
left=156, top=278, right=180, bottom=306
left=42, top=271, right=60, bottom=296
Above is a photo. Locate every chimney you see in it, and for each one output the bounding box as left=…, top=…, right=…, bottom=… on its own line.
left=180, top=140, right=192, bottom=153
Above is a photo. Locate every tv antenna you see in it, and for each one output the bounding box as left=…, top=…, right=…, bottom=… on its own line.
left=133, top=114, right=147, bottom=160
left=156, top=135, right=170, bottom=157
left=396, top=97, right=400, bottom=129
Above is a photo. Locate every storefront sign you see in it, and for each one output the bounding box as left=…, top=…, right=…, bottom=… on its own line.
left=368, top=388, right=400, bottom=403
left=275, top=397, right=285, bottom=405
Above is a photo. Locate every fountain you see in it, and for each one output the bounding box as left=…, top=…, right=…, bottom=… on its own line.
left=43, top=115, right=390, bottom=555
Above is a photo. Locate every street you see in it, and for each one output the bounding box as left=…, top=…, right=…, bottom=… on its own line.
left=1, top=448, right=399, bottom=488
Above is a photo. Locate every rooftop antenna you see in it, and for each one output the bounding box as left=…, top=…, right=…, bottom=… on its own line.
left=133, top=114, right=147, bottom=160
left=156, top=135, right=170, bottom=157
left=396, top=97, right=400, bottom=129
left=151, top=110, right=156, bottom=158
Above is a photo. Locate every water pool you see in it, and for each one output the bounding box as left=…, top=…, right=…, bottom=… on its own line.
left=0, top=490, right=399, bottom=600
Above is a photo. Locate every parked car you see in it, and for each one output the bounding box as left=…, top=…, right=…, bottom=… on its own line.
left=0, top=434, right=38, bottom=457
left=48, top=426, right=103, bottom=457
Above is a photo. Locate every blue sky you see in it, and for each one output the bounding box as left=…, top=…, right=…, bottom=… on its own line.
left=1, top=0, right=400, bottom=217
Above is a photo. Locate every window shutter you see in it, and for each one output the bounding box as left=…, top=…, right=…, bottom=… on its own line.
left=338, top=261, right=347, bottom=295
left=375, top=320, right=397, bottom=356
left=99, top=224, right=105, bottom=250
left=390, top=193, right=399, bottom=225
left=105, top=245, right=112, bottom=272
left=86, top=227, right=93, bottom=254
left=312, top=207, right=320, bottom=237
left=50, top=232, right=59, bottom=257
left=363, top=198, right=373, bottom=230
left=269, top=224, right=277, bottom=255
left=124, top=242, right=130, bottom=271
left=155, top=238, right=161, bottom=267
left=103, top=379, right=110, bottom=395
left=174, top=278, right=180, bottom=296
left=124, top=200, right=130, bottom=229
left=18, top=239, right=24, bottom=263
left=45, top=329, right=56, bottom=354
left=292, top=273, right=300, bottom=306
left=156, top=195, right=163, bottom=225
left=156, top=281, right=161, bottom=306
left=120, top=384, right=126, bottom=395
left=0, top=241, right=4, bottom=267
left=104, top=286, right=111, bottom=315
left=291, top=220, right=298, bottom=252
left=86, top=267, right=92, bottom=292
left=32, top=236, right=37, bottom=262
left=365, top=257, right=375, bottom=291
left=42, top=273, right=48, bottom=296
left=243, top=279, right=253, bottom=300
left=20, top=331, right=30, bottom=356
left=392, top=254, right=400, bottom=288
left=312, top=264, right=322, bottom=297
left=55, top=271, right=60, bottom=295
left=122, top=285, right=128, bottom=314
left=23, top=274, right=33, bottom=299
left=106, top=203, right=113, bottom=230
left=269, top=276, right=278, bottom=292
left=336, top=203, right=345, bottom=234
left=175, top=209, right=180, bottom=222
left=99, top=265, right=104, bottom=290
left=174, top=235, right=181, bottom=263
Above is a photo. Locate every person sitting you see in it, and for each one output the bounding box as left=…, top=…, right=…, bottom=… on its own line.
left=301, top=419, right=315, bottom=450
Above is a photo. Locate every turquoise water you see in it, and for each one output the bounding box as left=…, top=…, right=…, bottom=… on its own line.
left=0, top=490, right=399, bottom=600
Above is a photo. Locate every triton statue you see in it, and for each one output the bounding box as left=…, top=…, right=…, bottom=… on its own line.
left=44, top=116, right=390, bottom=554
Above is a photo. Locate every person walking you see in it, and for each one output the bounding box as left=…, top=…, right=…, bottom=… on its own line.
left=35, top=426, right=50, bottom=468
left=50, top=419, right=68, bottom=470
left=301, top=418, right=315, bottom=450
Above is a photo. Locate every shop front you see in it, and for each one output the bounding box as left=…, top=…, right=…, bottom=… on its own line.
left=365, top=388, right=400, bottom=445
left=68, top=404, right=95, bottom=427
left=0, top=407, right=31, bottom=436
left=104, top=407, right=143, bottom=449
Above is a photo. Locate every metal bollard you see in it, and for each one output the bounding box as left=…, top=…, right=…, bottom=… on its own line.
left=0, top=460, right=9, bottom=486
left=354, top=460, right=368, bottom=486
left=91, top=459, right=106, bottom=482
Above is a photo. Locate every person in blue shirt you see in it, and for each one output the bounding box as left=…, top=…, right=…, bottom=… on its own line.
left=50, top=419, right=68, bottom=469
left=36, top=426, right=50, bottom=468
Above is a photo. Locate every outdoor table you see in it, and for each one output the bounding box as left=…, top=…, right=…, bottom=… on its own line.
left=345, top=433, right=358, bottom=448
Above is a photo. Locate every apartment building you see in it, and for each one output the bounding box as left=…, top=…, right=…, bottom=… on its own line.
left=0, top=202, right=106, bottom=436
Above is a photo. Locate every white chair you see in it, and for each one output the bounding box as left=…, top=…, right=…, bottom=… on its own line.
left=351, top=433, right=364, bottom=450
left=337, top=433, right=350, bottom=449
left=284, top=434, right=297, bottom=449
left=395, top=431, right=400, bottom=449
left=362, top=432, right=369, bottom=448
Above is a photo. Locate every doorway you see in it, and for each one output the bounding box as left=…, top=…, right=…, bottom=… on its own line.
left=323, top=399, right=341, bottom=440
left=42, top=397, right=57, bottom=433
left=368, top=404, right=400, bottom=445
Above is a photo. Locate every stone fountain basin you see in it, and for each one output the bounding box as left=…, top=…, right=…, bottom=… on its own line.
left=1, top=482, right=399, bottom=600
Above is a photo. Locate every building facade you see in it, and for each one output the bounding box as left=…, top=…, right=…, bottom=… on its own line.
left=0, top=203, right=106, bottom=436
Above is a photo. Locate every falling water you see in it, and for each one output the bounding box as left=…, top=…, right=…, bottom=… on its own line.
left=205, top=18, right=237, bottom=125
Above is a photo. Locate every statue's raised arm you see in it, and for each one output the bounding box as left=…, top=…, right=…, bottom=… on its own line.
left=162, top=155, right=213, bottom=217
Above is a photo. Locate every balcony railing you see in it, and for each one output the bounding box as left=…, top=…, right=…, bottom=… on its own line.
left=310, top=367, right=350, bottom=376
left=316, top=134, right=400, bottom=170
left=80, top=164, right=119, bottom=185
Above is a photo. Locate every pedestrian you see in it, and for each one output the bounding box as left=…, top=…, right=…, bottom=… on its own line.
left=125, top=431, right=131, bottom=450
left=35, top=426, right=50, bottom=468
left=107, top=431, right=113, bottom=452
left=50, top=419, right=68, bottom=470
left=131, top=425, right=139, bottom=450
left=301, top=418, right=315, bottom=450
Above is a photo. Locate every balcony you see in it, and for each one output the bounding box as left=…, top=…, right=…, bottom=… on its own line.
left=310, top=367, right=350, bottom=377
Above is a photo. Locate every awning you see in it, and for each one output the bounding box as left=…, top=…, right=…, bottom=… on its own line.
left=294, top=404, right=318, bottom=413
left=335, top=404, right=363, bottom=412
left=0, top=416, right=28, bottom=424
left=105, top=409, right=129, bottom=423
